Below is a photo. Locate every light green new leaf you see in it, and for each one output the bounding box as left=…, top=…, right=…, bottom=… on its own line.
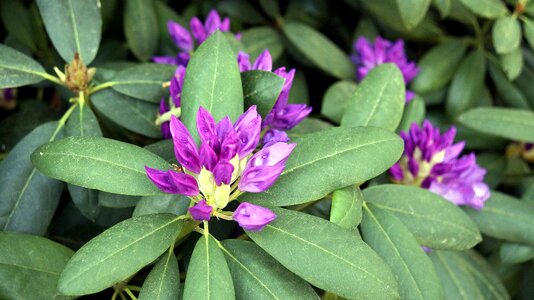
left=183, top=234, right=234, bottom=300
left=523, top=17, right=534, bottom=51
left=458, top=250, right=509, bottom=300
left=0, top=232, right=74, bottom=300
left=341, top=64, right=405, bottom=131
left=464, top=191, right=534, bottom=247
left=499, top=47, right=523, bottom=80
left=124, top=0, right=158, bottom=61
left=330, top=185, right=363, bottom=230
left=458, top=0, right=507, bottom=19
left=247, top=208, right=399, bottom=299
left=397, top=95, right=426, bottom=132
left=31, top=136, right=169, bottom=196
left=361, top=204, right=444, bottom=300
left=0, top=44, right=46, bottom=88
left=321, top=80, right=357, bottom=124
left=220, top=240, right=319, bottom=300
left=363, top=185, right=481, bottom=250
left=241, top=27, right=284, bottom=61
left=458, top=107, right=534, bottom=143
left=110, top=63, right=176, bottom=102
left=397, top=0, right=431, bottom=29
left=36, top=0, right=101, bottom=64
left=58, top=214, right=183, bottom=295
left=139, top=248, right=180, bottom=300
left=283, top=22, right=355, bottom=79
left=181, top=31, right=244, bottom=142
left=239, top=126, right=403, bottom=206
left=493, top=16, right=521, bottom=54
left=0, top=0, right=36, bottom=51
left=241, top=70, right=284, bottom=117
left=0, top=122, right=63, bottom=235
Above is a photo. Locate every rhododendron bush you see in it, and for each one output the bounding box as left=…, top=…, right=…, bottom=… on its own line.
left=1, top=0, right=534, bottom=299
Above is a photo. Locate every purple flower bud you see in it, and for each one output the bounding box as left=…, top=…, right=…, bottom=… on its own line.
left=197, top=106, right=218, bottom=146
left=189, top=200, right=213, bottom=221
left=262, top=129, right=290, bottom=147
left=190, top=17, right=207, bottom=44
left=269, top=104, right=312, bottom=130
left=220, top=17, right=231, bottom=31
left=199, top=143, right=217, bottom=171
left=145, top=167, right=199, bottom=196
left=233, top=202, right=276, bottom=231
left=252, top=50, right=272, bottom=71
left=167, top=21, right=194, bottom=52
left=205, top=9, right=222, bottom=35
left=152, top=56, right=178, bottom=65
left=175, top=52, right=190, bottom=66
left=234, top=105, right=262, bottom=158
left=213, top=161, right=234, bottom=186
left=170, top=115, right=201, bottom=173
left=237, top=51, right=251, bottom=72
left=219, top=129, right=239, bottom=161
left=159, top=99, right=171, bottom=139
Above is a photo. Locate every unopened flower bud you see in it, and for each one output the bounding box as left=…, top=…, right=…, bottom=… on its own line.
left=233, top=202, right=276, bottom=231
left=189, top=200, right=213, bottom=221
left=64, top=53, right=95, bottom=92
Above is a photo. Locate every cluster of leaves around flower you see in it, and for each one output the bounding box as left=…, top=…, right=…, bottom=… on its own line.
left=1, top=0, right=534, bottom=299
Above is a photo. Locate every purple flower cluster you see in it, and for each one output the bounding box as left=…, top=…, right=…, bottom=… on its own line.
left=237, top=50, right=312, bottom=146
left=352, top=37, right=418, bottom=102
left=153, top=10, right=232, bottom=66
left=390, top=121, right=490, bottom=209
left=159, top=66, right=186, bottom=138
left=145, top=106, right=294, bottom=231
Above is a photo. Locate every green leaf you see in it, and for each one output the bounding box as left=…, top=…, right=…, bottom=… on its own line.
left=330, top=186, right=363, bottom=230
left=0, top=232, right=74, bottom=300
left=133, top=194, right=189, bottom=217
left=58, top=214, right=183, bottom=295
left=99, top=191, right=140, bottom=208
left=220, top=240, right=318, bottom=299
left=181, top=31, right=244, bottom=142
left=457, top=250, right=509, bottom=300
left=397, top=0, right=431, bottom=29
left=458, top=107, right=534, bottom=143
left=287, top=118, right=332, bottom=139
left=109, top=63, right=176, bottom=102
left=341, top=64, right=405, bottom=131
left=65, top=103, right=102, bottom=137
left=411, top=40, right=467, bottom=93
left=139, top=248, right=180, bottom=300
left=363, top=184, right=482, bottom=250
left=241, top=27, right=284, bottom=61
left=464, top=191, right=534, bottom=247
left=183, top=234, right=234, bottom=300
left=283, top=21, right=355, bottom=79
left=433, top=0, right=451, bottom=18
left=239, top=126, right=403, bottom=206
left=488, top=61, right=529, bottom=108
left=492, top=16, right=521, bottom=54
left=36, top=0, right=101, bottom=64
left=500, top=242, right=534, bottom=264
left=458, top=0, right=507, bottom=19
left=241, top=70, right=284, bottom=117
left=398, top=95, right=426, bottom=132
left=0, top=122, right=63, bottom=235
left=476, top=153, right=506, bottom=189
left=247, top=208, right=399, bottom=299
left=361, top=203, right=444, bottom=300
left=321, top=80, right=357, bottom=124
left=0, top=44, right=46, bottom=88
left=446, top=48, right=486, bottom=117
left=522, top=17, right=534, bottom=51
left=0, top=0, right=36, bottom=51
left=124, top=0, right=158, bottom=61
left=91, top=89, right=162, bottom=138
left=31, top=136, right=169, bottom=196
left=145, top=140, right=175, bottom=163
left=499, top=47, right=523, bottom=80
left=67, top=184, right=100, bottom=221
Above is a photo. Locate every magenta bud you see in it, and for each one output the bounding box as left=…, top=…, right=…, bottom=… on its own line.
left=167, top=21, right=194, bottom=52
left=189, top=200, right=213, bottom=221
left=233, top=202, right=276, bottom=231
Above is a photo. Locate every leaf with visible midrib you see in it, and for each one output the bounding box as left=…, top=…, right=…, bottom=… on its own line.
left=397, top=0, right=431, bottom=30
left=0, top=44, right=47, bottom=88
left=241, top=70, right=285, bottom=117
left=109, top=63, right=176, bottom=102
left=330, top=185, right=363, bottom=230
left=139, top=248, right=180, bottom=300
left=124, top=0, right=158, bottom=61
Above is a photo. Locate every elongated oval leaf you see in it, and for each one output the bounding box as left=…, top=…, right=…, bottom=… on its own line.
left=464, top=191, right=534, bottom=247
left=241, top=70, right=284, bottom=117
left=181, top=31, right=244, bottom=142
left=99, top=191, right=140, bottom=208
left=341, top=64, right=405, bottom=131
left=321, top=80, right=357, bottom=124
left=183, top=234, right=234, bottom=300
left=330, top=185, right=363, bottom=230
left=0, top=44, right=46, bottom=88
left=458, top=250, right=509, bottom=300
left=58, top=214, right=183, bottom=295
left=31, top=136, right=169, bottom=196
left=397, top=95, right=425, bottom=132
left=247, top=208, right=399, bottom=299
left=139, top=249, right=180, bottom=300
left=492, top=16, right=521, bottom=54
left=397, top=0, right=431, bottom=29
left=110, top=63, right=176, bottom=102
left=0, top=232, right=74, bottom=300
left=0, top=122, right=63, bottom=235
left=363, top=184, right=481, bottom=250
left=458, top=107, right=534, bottom=143
left=239, top=126, right=403, bottom=206
left=36, top=0, right=101, bottom=64
left=500, top=242, right=534, bottom=264
left=133, top=194, right=189, bottom=217
left=499, top=47, right=523, bottom=80
left=361, top=204, right=444, bottom=300
left=124, top=0, right=158, bottom=61
left=458, top=0, right=507, bottom=19
left=0, top=0, right=36, bottom=51
left=241, top=27, right=284, bottom=61
left=488, top=61, right=528, bottom=108
left=523, top=17, right=534, bottom=51
left=283, top=21, right=355, bottom=79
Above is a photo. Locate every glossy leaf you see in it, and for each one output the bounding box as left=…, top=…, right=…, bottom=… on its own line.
left=31, top=136, right=169, bottom=196
left=283, top=21, right=355, bottom=79
left=58, top=214, right=183, bottom=295
left=363, top=185, right=481, bottom=250
left=241, top=26, right=284, bottom=61
left=398, top=95, right=426, bottom=132
left=321, top=80, right=357, bottom=124
left=139, top=248, right=180, bottom=300
left=36, top=0, right=101, bottom=64
left=492, top=16, right=521, bottom=54
left=341, top=64, right=405, bottom=131
left=110, top=63, right=176, bottom=102
left=397, top=0, right=431, bottom=29
left=247, top=208, right=399, bottom=299
left=239, top=126, right=403, bottom=206
left=65, top=103, right=102, bottom=137
left=330, top=185, right=363, bottom=230
left=458, top=0, right=507, bottom=18
left=0, top=0, right=36, bottom=51
left=241, top=70, right=284, bottom=117
left=0, top=44, right=46, bottom=88
left=124, top=0, right=158, bottom=61
left=133, top=194, right=190, bottom=217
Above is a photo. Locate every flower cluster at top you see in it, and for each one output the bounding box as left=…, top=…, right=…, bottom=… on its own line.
left=145, top=105, right=295, bottom=231
left=352, top=36, right=419, bottom=102
left=237, top=50, right=312, bottom=146
left=390, top=120, right=490, bottom=209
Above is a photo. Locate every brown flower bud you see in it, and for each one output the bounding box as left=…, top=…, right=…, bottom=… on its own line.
left=64, top=53, right=95, bottom=92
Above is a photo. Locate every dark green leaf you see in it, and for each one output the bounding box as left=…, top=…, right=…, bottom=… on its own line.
left=363, top=184, right=482, bottom=250
left=36, top=0, right=101, bottom=64
left=99, top=191, right=140, bottom=208
left=321, top=80, right=357, bottom=124
left=458, top=0, right=507, bottom=18
left=523, top=18, right=534, bottom=51
left=247, top=208, right=399, bottom=299
left=457, top=250, right=509, bottom=300
left=398, top=95, right=426, bottom=132
left=239, top=127, right=403, bottom=206
left=58, top=214, right=183, bottom=295
left=139, top=248, right=180, bottom=300
left=433, top=0, right=452, bottom=18
left=241, top=27, right=284, bottom=61
left=499, top=47, right=523, bottom=80
left=0, top=44, right=46, bottom=88
left=145, top=140, right=175, bottom=163
left=287, top=118, right=332, bottom=139
left=493, top=16, right=521, bottom=54
left=488, top=61, right=529, bottom=108
left=241, top=70, right=284, bottom=117
left=500, top=242, right=534, bottom=264
left=124, top=0, right=158, bottom=61
left=133, top=194, right=190, bottom=217
left=0, top=0, right=36, bottom=51
left=476, top=153, right=506, bottom=189
left=110, top=63, right=176, bottom=102
left=31, top=136, right=169, bottom=196
left=397, top=0, right=431, bottom=29
left=67, top=185, right=100, bottom=221
left=330, top=186, right=363, bottom=230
